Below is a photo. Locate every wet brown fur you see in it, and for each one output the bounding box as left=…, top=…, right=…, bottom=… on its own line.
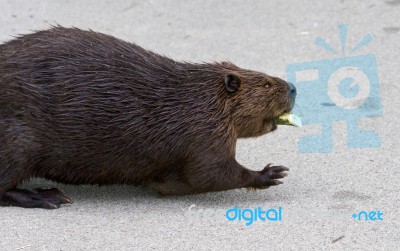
left=0, top=26, right=293, bottom=204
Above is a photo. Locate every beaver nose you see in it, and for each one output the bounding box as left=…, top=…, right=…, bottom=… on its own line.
left=288, top=82, right=297, bottom=97
left=288, top=82, right=296, bottom=109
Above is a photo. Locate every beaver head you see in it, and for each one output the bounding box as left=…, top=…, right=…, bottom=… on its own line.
left=220, top=63, right=296, bottom=138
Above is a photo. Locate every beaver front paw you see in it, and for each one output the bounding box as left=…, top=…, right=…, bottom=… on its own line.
left=257, top=164, right=289, bottom=188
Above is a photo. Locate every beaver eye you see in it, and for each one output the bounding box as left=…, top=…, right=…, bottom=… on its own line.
left=264, top=83, right=271, bottom=88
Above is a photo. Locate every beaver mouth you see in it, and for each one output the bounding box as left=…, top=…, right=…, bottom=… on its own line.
left=263, top=102, right=292, bottom=129
left=265, top=106, right=291, bottom=131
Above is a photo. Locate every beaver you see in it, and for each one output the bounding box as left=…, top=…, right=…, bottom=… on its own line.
left=0, top=26, right=296, bottom=209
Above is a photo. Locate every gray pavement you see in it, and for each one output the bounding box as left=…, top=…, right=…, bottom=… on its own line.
left=1, top=0, right=399, bottom=250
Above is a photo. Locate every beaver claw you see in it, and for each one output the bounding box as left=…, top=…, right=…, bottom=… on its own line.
left=1, top=188, right=73, bottom=209
left=257, top=164, right=289, bottom=188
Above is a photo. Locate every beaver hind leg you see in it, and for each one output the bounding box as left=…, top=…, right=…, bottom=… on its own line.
left=0, top=121, right=72, bottom=209
left=0, top=188, right=72, bottom=209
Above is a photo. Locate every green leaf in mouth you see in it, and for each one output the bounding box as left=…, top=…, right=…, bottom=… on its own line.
left=275, top=113, right=302, bottom=127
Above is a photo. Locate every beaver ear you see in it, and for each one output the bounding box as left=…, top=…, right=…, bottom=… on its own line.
left=224, top=74, right=241, bottom=93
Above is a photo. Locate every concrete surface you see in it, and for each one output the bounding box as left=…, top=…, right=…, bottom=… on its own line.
left=0, top=0, right=399, bottom=250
